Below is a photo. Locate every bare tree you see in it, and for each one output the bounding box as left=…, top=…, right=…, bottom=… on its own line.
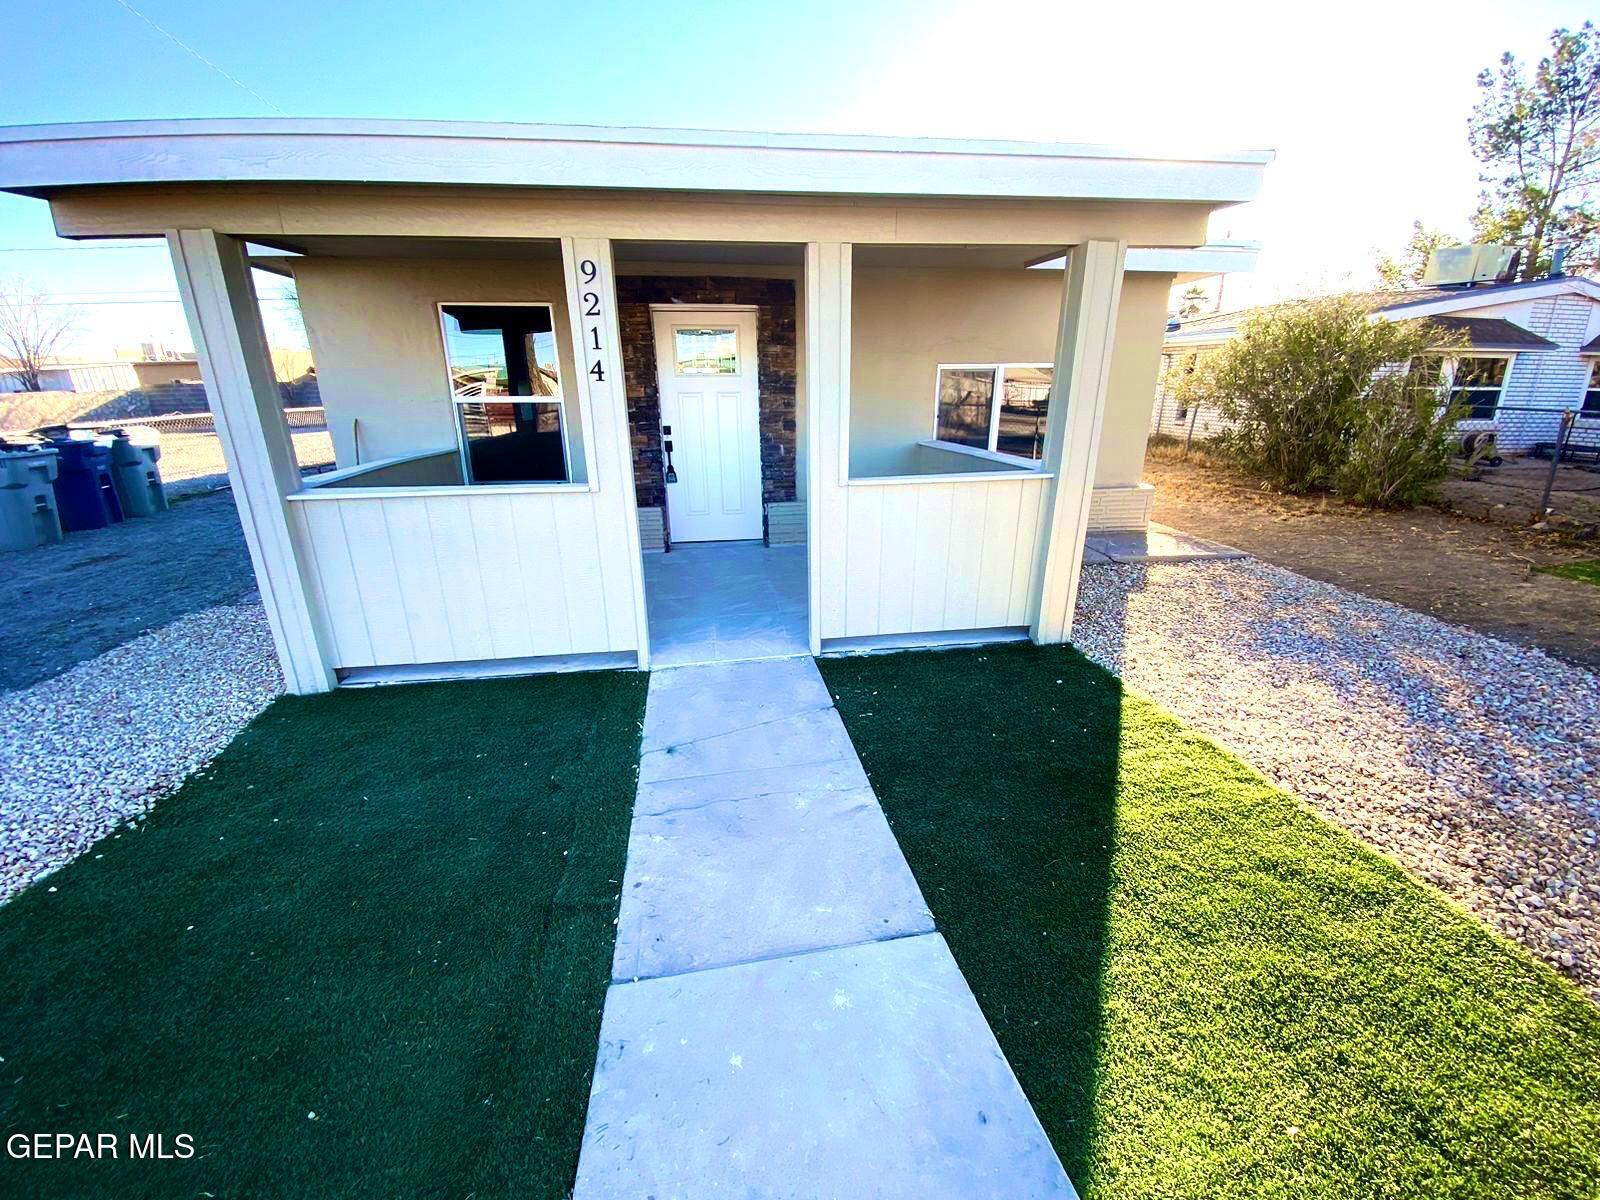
left=0, top=279, right=77, bottom=391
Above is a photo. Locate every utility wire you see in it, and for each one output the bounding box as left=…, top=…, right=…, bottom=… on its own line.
left=109, top=0, right=286, bottom=116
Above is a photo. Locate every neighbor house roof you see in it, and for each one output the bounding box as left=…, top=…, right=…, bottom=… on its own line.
left=0, top=119, right=1274, bottom=205
left=1167, top=275, right=1600, bottom=345
left=1430, top=316, right=1556, bottom=350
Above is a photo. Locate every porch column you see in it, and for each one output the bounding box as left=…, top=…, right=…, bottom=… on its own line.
left=1031, top=239, right=1127, bottom=645
left=804, top=241, right=852, bottom=655
left=560, top=237, right=652, bottom=668
left=167, top=229, right=334, bottom=694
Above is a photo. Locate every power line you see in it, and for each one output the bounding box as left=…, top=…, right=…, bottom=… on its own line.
left=0, top=245, right=168, bottom=253
left=27, top=297, right=301, bottom=307
left=108, top=0, right=286, bottom=116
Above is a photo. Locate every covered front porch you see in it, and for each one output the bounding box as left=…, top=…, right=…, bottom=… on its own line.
left=158, top=229, right=1134, bottom=691
left=6, top=123, right=1268, bottom=693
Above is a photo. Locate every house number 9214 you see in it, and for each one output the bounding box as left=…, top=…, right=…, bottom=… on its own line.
left=580, top=258, right=605, bottom=382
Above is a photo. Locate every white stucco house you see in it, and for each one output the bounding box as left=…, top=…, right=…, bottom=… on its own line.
left=0, top=119, right=1269, bottom=692
left=1154, top=273, right=1600, bottom=452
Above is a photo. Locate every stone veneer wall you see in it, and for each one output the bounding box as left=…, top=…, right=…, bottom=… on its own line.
left=764, top=500, right=807, bottom=545
left=615, top=276, right=798, bottom=513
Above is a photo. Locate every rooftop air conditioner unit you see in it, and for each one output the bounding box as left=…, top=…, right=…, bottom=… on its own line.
left=1422, top=244, right=1515, bottom=286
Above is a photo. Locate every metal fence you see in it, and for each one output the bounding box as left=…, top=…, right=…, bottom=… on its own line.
left=1149, top=400, right=1600, bottom=528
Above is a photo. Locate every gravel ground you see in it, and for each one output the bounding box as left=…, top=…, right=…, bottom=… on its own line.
left=0, top=491, right=257, bottom=692
left=1, top=602, right=281, bottom=903
left=1074, top=558, right=1600, bottom=1000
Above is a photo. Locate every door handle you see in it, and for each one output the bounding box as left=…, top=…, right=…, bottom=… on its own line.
left=663, top=437, right=678, bottom=484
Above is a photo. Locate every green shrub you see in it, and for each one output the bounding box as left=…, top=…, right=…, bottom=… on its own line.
left=1177, top=296, right=1460, bottom=505
left=1337, top=382, right=1465, bottom=508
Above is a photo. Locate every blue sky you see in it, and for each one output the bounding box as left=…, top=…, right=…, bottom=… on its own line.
left=1, top=0, right=1594, bottom=356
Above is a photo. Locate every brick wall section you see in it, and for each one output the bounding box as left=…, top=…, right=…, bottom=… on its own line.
left=614, top=276, right=797, bottom=510
left=764, top=500, right=807, bottom=545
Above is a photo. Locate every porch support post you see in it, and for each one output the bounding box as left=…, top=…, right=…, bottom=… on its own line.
left=167, top=229, right=334, bottom=694
left=804, top=241, right=851, bottom=655
left=561, top=236, right=651, bottom=669
left=1031, top=238, right=1127, bottom=645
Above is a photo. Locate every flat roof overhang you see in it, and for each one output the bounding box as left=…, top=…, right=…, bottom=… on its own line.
left=0, top=118, right=1274, bottom=206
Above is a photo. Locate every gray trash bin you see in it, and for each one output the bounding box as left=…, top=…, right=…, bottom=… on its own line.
left=107, top=427, right=168, bottom=518
left=0, top=443, right=64, bottom=551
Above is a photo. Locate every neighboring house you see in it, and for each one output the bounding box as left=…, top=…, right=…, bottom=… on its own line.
left=0, top=357, right=142, bottom=393
left=1153, top=274, right=1600, bottom=452
left=0, top=119, right=1269, bottom=693
left=0, top=354, right=202, bottom=393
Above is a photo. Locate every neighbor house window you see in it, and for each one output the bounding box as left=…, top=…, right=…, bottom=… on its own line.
left=1446, top=356, right=1509, bottom=420
left=932, top=363, right=1053, bottom=463
left=439, top=303, right=569, bottom=484
left=1409, top=354, right=1510, bottom=420
left=1583, top=362, right=1600, bottom=415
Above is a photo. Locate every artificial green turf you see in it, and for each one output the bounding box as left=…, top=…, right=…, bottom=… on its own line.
left=1536, top=559, right=1600, bottom=587
left=0, top=670, right=647, bottom=1199
left=819, top=644, right=1600, bottom=1200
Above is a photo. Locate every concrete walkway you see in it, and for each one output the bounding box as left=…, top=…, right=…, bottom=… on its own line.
left=575, top=656, right=1076, bottom=1198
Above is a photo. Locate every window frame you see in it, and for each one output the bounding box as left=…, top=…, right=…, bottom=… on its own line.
left=928, top=361, right=1053, bottom=468
left=1582, top=360, right=1600, bottom=416
left=1413, top=352, right=1515, bottom=421
left=436, top=300, right=574, bottom=487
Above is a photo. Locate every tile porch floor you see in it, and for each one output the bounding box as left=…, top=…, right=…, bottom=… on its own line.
left=642, top=541, right=809, bottom=668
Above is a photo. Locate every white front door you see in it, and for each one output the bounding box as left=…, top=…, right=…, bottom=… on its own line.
left=652, top=308, right=763, bottom=543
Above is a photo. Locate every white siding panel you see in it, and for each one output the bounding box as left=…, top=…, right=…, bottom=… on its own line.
left=338, top=500, right=416, bottom=664
left=1011, top=481, right=1048, bottom=627
left=843, top=486, right=884, bottom=636
left=875, top=487, right=920, bottom=633
left=509, top=493, right=575, bottom=653
left=381, top=497, right=455, bottom=663
left=942, top=483, right=988, bottom=630
left=291, top=487, right=639, bottom=670
left=975, top=482, right=1022, bottom=627
left=910, top=484, right=954, bottom=631
left=470, top=494, right=537, bottom=659
left=821, top=474, right=1047, bottom=640
left=425, top=498, right=496, bottom=662
left=299, top=500, right=374, bottom=666
left=553, top=498, right=611, bottom=652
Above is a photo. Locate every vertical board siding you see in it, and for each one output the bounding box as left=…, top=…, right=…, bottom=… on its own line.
left=292, top=490, right=637, bottom=669
left=820, top=474, right=1049, bottom=639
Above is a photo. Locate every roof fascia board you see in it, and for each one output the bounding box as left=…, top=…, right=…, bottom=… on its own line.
left=0, top=119, right=1274, bottom=204
left=1376, top=276, right=1600, bottom=319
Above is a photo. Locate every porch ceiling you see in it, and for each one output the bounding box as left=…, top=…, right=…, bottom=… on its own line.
left=248, top=234, right=563, bottom=260
left=853, top=244, right=1069, bottom=270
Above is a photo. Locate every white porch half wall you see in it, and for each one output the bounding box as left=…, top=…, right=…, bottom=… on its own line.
left=290, top=489, right=642, bottom=668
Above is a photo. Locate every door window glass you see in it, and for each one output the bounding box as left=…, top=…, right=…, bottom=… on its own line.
left=674, top=328, right=739, bottom=375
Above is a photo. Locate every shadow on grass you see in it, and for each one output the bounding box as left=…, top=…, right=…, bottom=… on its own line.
left=819, top=641, right=1600, bottom=1200
left=0, top=669, right=647, bottom=1199
left=819, top=643, right=1122, bottom=1179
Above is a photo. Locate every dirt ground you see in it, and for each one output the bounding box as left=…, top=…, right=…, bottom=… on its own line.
left=1438, top=455, right=1600, bottom=529
left=1143, top=450, right=1600, bottom=672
